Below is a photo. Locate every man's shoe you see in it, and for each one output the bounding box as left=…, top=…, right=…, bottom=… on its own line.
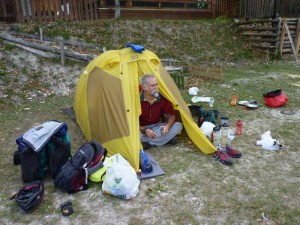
left=168, top=137, right=177, bottom=145
left=225, top=145, right=242, bottom=158
left=213, top=150, right=233, bottom=165
left=142, top=142, right=152, bottom=150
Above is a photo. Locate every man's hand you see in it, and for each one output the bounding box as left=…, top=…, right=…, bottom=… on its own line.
left=161, top=114, right=175, bottom=135
left=161, top=124, right=170, bottom=135
left=145, top=128, right=158, bottom=138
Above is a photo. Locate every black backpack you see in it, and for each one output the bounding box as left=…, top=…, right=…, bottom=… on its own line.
left=54, top=141, right=107, bottom=193
left=14, top=121, right=71, bottom=182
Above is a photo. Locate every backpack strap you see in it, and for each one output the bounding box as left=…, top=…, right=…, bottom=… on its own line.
left=86, top=141, right=107, bottom=175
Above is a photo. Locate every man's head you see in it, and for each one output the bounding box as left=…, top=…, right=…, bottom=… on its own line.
left=141, top=74, right=159, bottom=97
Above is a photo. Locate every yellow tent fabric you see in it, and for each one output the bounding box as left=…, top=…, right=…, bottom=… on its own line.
left=73, top=47, right=216, bottom=171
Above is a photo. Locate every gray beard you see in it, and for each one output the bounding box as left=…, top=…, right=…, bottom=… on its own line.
left=152, top=90, right=159, bottom=98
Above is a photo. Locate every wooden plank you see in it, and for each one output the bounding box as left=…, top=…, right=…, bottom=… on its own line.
left=51, top=0, right=58, bottom=21
left=14, top=0, right=24, bottom=23
left=211, top=0, right=215, bottom=18
left=78, top=0, right=83, bottom=21
left=10, top=31, right=103, bottom=50
left=1, top=0, right=7, bottom=17
left=2, top=40, right=57, bottom=58
left=62, top=0, right=67, bottom=20
left=84, top=0, right=89, bottom=20
left=238, top=19, right=278, bottom=25
left=72, top=0, right=78, bottom=21
left=241, top=33, right=277, bottom=37
left=89, top=0, right=95, bottom=20
left=46, top=0, right=52, bottom=21
left=27, top=0, right=34, bottom=22
left=275, top=17, right=282, bottom=54
left=238, top=27, right=278, bottom=31
left=279, top=18, right=287, bottom=56
left=41, top=0, right=47, bottom=21
left=0, top=33, right=94, bottom=61
left=76, top=0, right=81, bottom=20
left=94, top=0, right=99, bottom=19
left=68, top=0, right=74, bottom=21
left=294, top=18, right=300, bottom=55
left=58, top=0, right=63, bottom=20
left=35, top=0, right=41, bottom=21
left=245, top=38, right=277, bottom=43
left=282, top=48, right=294, bottom=53
left=285, top=20, right=299, bottom=61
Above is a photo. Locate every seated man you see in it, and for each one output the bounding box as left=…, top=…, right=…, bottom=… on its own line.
left=139, top=74, right=183, bottom=150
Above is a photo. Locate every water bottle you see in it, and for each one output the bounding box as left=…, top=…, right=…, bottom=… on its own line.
left=236, top=120, right=243, bottom=135
left=140, top=150, right=153, bottom=173
left=220, top=124, right=229, bottom=146
left=212, top=126, right=221, bottom=147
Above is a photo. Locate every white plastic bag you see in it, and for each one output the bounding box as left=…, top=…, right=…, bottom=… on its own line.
left=256, top=131, right=283, bottom=151
left=191, top=96, right=211, bottom=103
left=102, top=153, right=140, bottom=199
left=188, top=87, right=199, bottom=96
left=200, top=121, right=215, bottom=138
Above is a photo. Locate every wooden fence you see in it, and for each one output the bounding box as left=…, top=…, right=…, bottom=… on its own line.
left=13, top=0, right=99, bottom=23
left=214, top=0, right=237, bottom=18
left=237, top=17, right=300, bottom=60
left=0, top=0, right=16, bottom=22
left=237, top=0, right=300, bottom=19
left=1, top=0, right=300, bottom=23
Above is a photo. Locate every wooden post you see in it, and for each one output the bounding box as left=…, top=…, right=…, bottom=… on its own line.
left=39, top=27, right=43, bottom=42
left=295, top=18, right=300, bottom=57
left=14, top=0, right=23, bottom=23
left=60, top=41, right=65, bottom=66
left=115, top=0, right=120, bottom=19
left=285, top=21, right=299, bottom=62
left=275, top=17, right=282, bottom=54
left=211, top=0, right=216, bottom=18
left=279, top=18, right=286, bottom=56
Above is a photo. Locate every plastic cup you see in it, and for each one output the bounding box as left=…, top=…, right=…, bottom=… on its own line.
left=221, top=117, right=229, bottom=127
left=227, top=129, right=236, bottom=141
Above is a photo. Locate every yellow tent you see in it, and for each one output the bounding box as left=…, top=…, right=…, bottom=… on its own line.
left=73, top=46, right=216, bottom=171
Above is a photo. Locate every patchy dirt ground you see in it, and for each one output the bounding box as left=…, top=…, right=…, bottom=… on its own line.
left=1, top=33, right=300, bottom=224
